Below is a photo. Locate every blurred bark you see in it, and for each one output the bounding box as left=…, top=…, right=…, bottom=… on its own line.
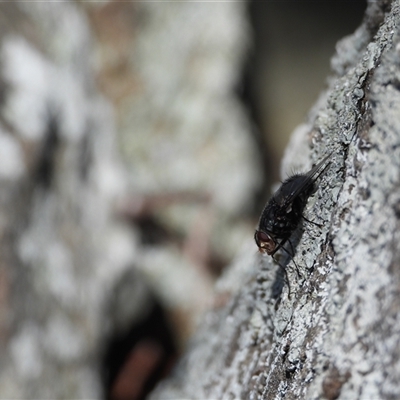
left=151, top=1, right=400, bottom=399
left=0, top=1, right=257, bottom=399
left=85, top=0, right=260, bottom=358
left=0, top=3, right=137, bottom=398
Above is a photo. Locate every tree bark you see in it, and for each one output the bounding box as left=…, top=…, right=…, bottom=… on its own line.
left=0, top=3, right=136, bottom=398
left=151, top=1, right=400, bottom=399
left=0, top=2, right=256, bottom=399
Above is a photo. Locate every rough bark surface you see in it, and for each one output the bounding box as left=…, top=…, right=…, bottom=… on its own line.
left=151, top=1, right=400, bottom=399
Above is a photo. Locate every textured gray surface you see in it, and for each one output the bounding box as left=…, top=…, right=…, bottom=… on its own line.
left=0, top=3, right=135, bottom=398
left=151, top=1, right=400, bottom=398
left=85, top=0, right=260, bottom=341
left=0, top=2, right=259, bottom=398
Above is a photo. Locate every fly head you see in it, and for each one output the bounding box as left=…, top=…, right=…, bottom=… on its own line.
left=254, top=229, right=277, bottom=255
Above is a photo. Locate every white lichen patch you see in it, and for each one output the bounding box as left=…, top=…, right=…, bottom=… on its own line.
left=2, top=37, right=53, bottom=140
left=138, top=245, right=213, bottom=318
left=10, top=323, right=43, bottom=379
left=250, top=309, right=264, bottom=330
left=2, top=35, right=91, bottom=144
left=0, top=130, right=25, bottom=180
left=44, top=314, right=86, bottom=362
left=44, top=241, right=77, bottom=305
left=95, top=223, right=137, bottom=289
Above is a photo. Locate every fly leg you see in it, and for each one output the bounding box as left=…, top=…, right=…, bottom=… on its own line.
left=270, top=238, right=298, bottom=298
left=286, top=239, right=301, bottom=278
left=302, top=215, right=323, bottom=228
left=271, top=255, right=291, bottom=299
left=271, top=237, right=301, bottom=278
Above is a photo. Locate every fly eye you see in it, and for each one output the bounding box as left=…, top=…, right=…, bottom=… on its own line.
left=256, top=231, right=270, bottom=242
left=254, top=230, right=276, bottom=255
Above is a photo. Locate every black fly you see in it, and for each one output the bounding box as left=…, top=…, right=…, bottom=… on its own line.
left=254, top=153, right=331, bottom=292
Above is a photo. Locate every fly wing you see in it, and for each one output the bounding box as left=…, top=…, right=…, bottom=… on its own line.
left=274, top=153, right=332, bottom=207
left=302, top=152, right=332, bottom=182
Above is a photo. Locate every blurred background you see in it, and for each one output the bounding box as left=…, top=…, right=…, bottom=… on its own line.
left=0, top=1, right=365, bottom=399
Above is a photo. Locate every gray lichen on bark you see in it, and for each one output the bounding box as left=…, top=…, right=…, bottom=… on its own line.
left=0, top=1, right=260, bottom=398
left=151, top=1, right=400, bottom=399
left=0, top=3, right=135, bottom=398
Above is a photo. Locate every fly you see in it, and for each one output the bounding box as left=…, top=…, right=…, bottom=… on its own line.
left=254, top=153, right=331, bottom=294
